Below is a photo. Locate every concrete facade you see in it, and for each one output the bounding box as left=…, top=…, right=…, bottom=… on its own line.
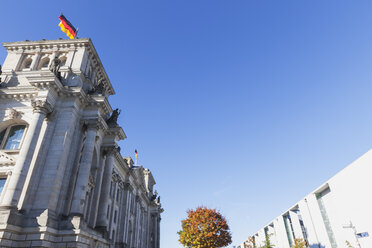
left=238, top=149, right=372, bottom=248
left=0, top=38, right=163, bottom=247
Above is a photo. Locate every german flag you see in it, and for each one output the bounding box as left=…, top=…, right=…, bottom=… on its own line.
left=58, top=15, right=77, bottom=39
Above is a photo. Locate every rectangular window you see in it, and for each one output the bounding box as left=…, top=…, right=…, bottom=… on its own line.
left=114, top=210, right=117, bottom=223
left=107, top=205, right=110, bottom=219
left=0, top=178, right=6, bottom=195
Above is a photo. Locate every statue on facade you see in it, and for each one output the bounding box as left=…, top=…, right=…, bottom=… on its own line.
left=87, top=81, right=105, bottom=95
left=50, top=56, right=62, bottom=80
left=151, top=190, right=158, bottom=201
left=106, top=108, right=121, bottom=127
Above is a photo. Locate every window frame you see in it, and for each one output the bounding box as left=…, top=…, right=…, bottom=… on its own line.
left=0, top=124, right=28, bottom=151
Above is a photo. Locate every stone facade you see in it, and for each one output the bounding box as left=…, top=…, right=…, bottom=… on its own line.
left=0, top=38, right=163, bottom=247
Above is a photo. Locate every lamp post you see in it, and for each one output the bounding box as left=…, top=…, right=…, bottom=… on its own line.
left=342, top=221, right=361, bottom=248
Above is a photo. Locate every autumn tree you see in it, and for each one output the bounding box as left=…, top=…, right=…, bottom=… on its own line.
left=243, top=236, right=257, bottom=248
left=243, top=237, right=256, bottom=248
left=262, top=234, right=274, bottom=248
left=291, top=238, right=307, bottom=248
left=178, top=207, right=232, bottom=248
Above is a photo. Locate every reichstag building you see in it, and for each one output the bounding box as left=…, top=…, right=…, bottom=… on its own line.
left=0, top=38, right=163, bottom=247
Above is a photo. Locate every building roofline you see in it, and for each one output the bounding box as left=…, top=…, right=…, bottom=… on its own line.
left=2, top=38, right=115, bottom=96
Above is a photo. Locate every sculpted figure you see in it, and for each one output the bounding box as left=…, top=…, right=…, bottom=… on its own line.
left=50, top=56, right=62, bottom=80
left=106, top=108, right=121, bottom=127
left=87, top=81, right=105, bottom=95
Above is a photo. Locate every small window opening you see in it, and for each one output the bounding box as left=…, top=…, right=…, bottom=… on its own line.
left=23, top=59, right=32, bottom=69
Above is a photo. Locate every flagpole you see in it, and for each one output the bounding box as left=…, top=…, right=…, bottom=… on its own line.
left=75, top=28, right=79, bottom=39
left=135, top=150, right=138, bottom=166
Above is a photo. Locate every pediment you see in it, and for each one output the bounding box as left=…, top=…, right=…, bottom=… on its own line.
left=0, top=151, right=16, bottom=165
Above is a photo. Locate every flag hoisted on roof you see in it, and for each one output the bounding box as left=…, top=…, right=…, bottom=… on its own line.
left=58, top=14, right=77, bottom=39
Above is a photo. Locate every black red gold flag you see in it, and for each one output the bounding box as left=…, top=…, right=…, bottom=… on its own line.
left=58, top=15, right=77, bottom=39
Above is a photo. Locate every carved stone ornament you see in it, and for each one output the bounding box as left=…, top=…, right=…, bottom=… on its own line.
left=0, top=151, right=16, bottom=166
left=8, top=109, right=22, bottom=119
left=118, top=181, right=125, bottom=190
left=112, top=171, right=121, bottom=183
left=31, top=100, right=53, bottom=114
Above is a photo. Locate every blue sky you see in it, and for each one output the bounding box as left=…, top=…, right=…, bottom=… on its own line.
left=2, top=1, right=372, bottom=247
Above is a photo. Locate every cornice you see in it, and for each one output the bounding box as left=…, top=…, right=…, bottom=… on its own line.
left=82, top=115, right=108, bottom=132
left=86, top=95, right=113, bottom=117
left=2, top=38, right=92, bottom=51
left=113, top=150, right=130, bottom=174
left=0, top=90, right=37, bottom=101
left=0, top=73, right=113, bottom=116
left=104, top=126, right=126, bottom=141
left=130, top=167, right=148, bottom=195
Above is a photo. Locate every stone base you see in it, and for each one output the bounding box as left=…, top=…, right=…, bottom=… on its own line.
left=0, top=223, right=110, bottom=248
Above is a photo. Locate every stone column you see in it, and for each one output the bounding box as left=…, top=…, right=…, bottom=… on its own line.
left=96, top=147, right=116, bottom=229
left=1, top=99, right=52, bottom=208
left=89, top=149, right=107, bottom=227
left=70, top=122, right=98, bottom=216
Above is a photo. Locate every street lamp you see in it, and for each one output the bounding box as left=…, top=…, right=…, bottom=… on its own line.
left=342, top=221, right=361, bottom=248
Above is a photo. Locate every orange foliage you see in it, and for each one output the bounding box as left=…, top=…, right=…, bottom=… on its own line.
left=178, top=207, right=232, bottom=248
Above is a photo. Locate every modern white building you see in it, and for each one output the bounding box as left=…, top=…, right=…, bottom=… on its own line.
left=238, top=149, right=372, bottom=248
left=0, top=38, right=163, bottom=247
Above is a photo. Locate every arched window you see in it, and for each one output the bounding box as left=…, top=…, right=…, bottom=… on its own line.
left=0, top=125, right=26, bottom=150
left=39, top=58, right=50, bottom=69
left=22, top=58, right=32, bottom=70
